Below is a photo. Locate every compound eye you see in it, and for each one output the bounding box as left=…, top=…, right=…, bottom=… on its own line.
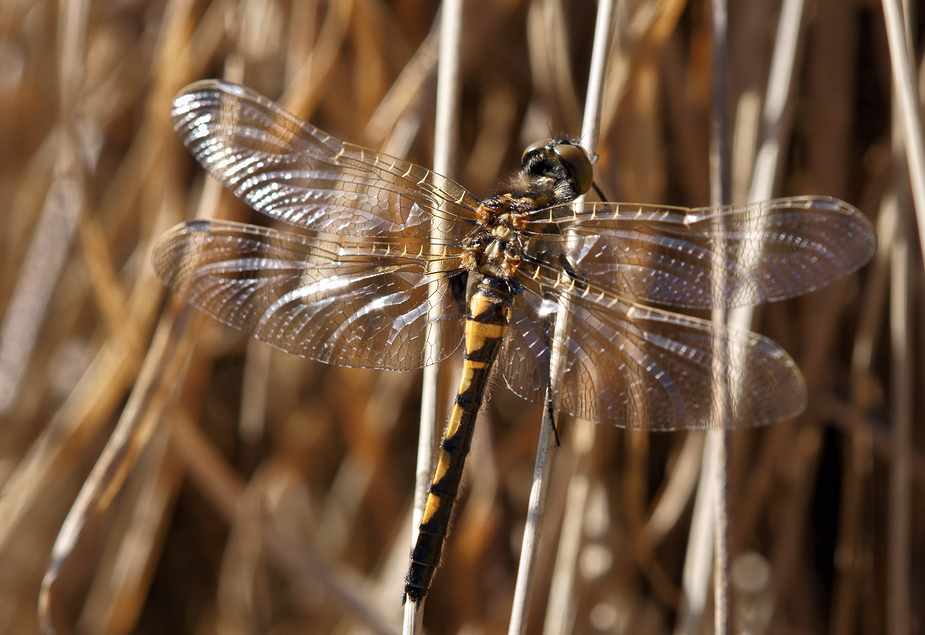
left=553, top=143, right=593, bottom=196
left=521, top=141, right=553, bottom=169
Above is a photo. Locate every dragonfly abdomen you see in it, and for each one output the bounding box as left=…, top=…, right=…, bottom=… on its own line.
left=404, top=276, right=513, bottom=603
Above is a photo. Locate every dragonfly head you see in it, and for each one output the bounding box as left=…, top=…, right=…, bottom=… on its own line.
left=521, top=139, right=594, bottom=203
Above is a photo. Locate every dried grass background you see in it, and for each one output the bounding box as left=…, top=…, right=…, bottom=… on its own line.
left=0, top=0, right=919, bottom=634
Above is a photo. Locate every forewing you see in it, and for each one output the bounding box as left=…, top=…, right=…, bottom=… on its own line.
left=521, top=196, right=875, bottom=309
left=171, top=81, right=480, bottom=241
left=498, top=280, right=806, bottom=430
left=153, top=220, right=466, bottom=369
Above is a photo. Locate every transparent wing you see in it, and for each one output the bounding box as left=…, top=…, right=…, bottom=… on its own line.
left=520, top=196, right=875, bottom=309
left=498, top=278, right=806, bottom=430
left=171, top=81, right=480, bottom=241
left=153, top=219, right=467, bottom=369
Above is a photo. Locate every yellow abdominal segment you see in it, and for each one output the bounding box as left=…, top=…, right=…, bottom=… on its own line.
left=457, top=360, right=489, bottom=396
left=445, top=403, right=464, bottom=438
left=469, top=292, right=495, bottom=316
left=422, top=490, right=443, bottom=524
left=464, top=320, right=505, bottom=354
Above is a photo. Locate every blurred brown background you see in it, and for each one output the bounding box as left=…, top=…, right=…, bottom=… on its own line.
left=0, top=0, right=918, bottom=634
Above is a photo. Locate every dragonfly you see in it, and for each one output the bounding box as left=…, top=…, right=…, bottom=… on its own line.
left=153, top=80, right=876, bottom=604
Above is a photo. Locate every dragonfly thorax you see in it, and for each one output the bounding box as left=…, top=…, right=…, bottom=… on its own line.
left=461, top=139, right=595, bottom=278
left=464, top=194, right=534, bottom=279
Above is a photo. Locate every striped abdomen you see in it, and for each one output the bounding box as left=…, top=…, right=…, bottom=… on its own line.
left=404, top=276, right=513, bottom=603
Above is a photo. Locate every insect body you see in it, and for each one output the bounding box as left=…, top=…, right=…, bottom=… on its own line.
left=154, top=80, right=876, bottom=604
left=405, top=141, right=593, bottom=601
